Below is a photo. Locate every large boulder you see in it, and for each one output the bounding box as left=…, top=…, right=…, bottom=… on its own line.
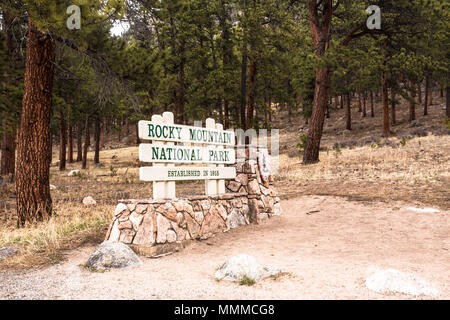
left=365, top=269, right=439, bottom=297
left=215, top=254, right=282, bottom=283
left=85, top=241, right=142, bottom=270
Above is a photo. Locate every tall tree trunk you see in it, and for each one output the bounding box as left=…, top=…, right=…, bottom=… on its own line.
left=424, top=75, right=430, bottom=116
left=381, top=41, right=390, bottom=137
left=362, top=92, right=367, bottom=118
left=345, top=92, right=352, bottom=130
left=391, top=87, right=396, bottom=125
left=358, top=93, right=362, bottom=112
left=370, top=91, right=375, bottom=117
left=240, top=40, right=248, bottom=129
left=94, top=116, right=101, bottom=164
left=16, top=19, right=55, bottom=226
left=58, top=109, right=66, bottom=171
left=1, top=119, right=16, bottom=177
left=409, top=81, right=416, bottom=122
left=303, top=0, right=332, bottom=164
left=1, top=11, right=16, bottom=178
left=82, top=114, right=90, bottom=169
left=446, top=86, right=450, bottom=118
left=135, top=123, right=140, bottom=145
left=76, top=122, right=83, bottom=162
left=428, top=79, right=433, bottom=106
left=100, top=123, right=105, bottom=148
left=176, top=42, right=186, bottom=124
left=340, top=94, right=344, bottom=109
left=67, top=123, right=73, bottom=163
left=246, top=50, right=257, bottom=129
left=418, top=83, right=422, bottom=103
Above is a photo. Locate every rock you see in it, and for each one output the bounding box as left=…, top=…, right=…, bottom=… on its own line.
left=192, top=211, right=204, bottom=225
left=114, top=203, right=129, bottom=216
left=235, top=174, right=249, bottom=186
left=185, top=214, right=201, bottom=239
left=50, top=185, right=57, bottom=190
left=68, top=170, right=81, bottom=177
left=226, top=181, right=241, bottom=192
left=166, top=230, right=177, bottom=243
left=0, top=246, right=18, bottom=262
left=108, top=220, right=120, bottom=242
left=406, top=207, right=440, bottom=213
left=273, top=203, right=282, bottom=215
left=118, top=220, right=133, bottom=230
left=156, top=214, right=171, bottom=243
left=119, top=229, right=136, bottom=244
left=173, top=201, right=185, bottom=212
left=82, top=196, right=97, bottom=206
left=133, top=213, right=155, bottom=245
left=85, top=241, right=142, bottom=270
left=365, top=269, right=438, bottom=297
left=129, top=211, right=144, bottom=229
left=94, top=163, right=105, bottom=168
left=171, top=221, right=186, bottom=241
left=215, top=254, right=282, bottom=282
left=226, top=209, right=246, bottom=230
left=247, top=179, right=261, bottom=195
left=156, top=203, right=178, bottom=222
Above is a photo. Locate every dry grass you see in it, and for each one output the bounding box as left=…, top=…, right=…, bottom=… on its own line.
left=0, top=145, right=204, bottom=270
left=0, top=90, right=448, bottom=269
left=273, top=92, right=450, bottom=208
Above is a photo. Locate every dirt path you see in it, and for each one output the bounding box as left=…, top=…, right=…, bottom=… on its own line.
left=1, top=196, right=448, bottom=300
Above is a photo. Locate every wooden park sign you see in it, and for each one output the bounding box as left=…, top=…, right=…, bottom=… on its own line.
left=138, top=112, right=236, bottom=199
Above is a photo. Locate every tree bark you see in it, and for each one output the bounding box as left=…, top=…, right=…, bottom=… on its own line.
left=446, top=86, right=450, bottom=118
left=428, top=79, right=433, bottom=106
left=303, top=0, right=332, bottom=164
left=82, top=114, right=90, bottom=169
left=370, top=91, right=375, bottom=117
left=381, top=41, right=390, bottom=137
left=345, top=92, right=352, bottom=130
left=391, top=88, right=396, bottom=125
left=358, top=93, right=362, bottom=112
left=67, top=123, right=73, bottom=163
left=240, top=40, right=248, bottom=129
left=246, top=50, right=257, bottom=129
left=16, top=19, right=55, bottom=226
left=418, top=83, right=422, bottom=103
left=76, top=122, right=83, bottom=162
left=424, top=75, right=430, bottom=116
left=94, top=116, right=101, bottom=164
left=1, top=119, right=16, bottom=177
left=409, top=81, right=416, bottom=122
left=1, top=11, right=17, bottom=178
left=58, top=109, right=66, bottom=171
left=362, top=92, right=367, bottom=118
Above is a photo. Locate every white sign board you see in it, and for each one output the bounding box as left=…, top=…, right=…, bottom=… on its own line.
left=138, top=112, right=236, bottom=199
left=138, top=120, right=235, bottom=146
left=139, top=144, right=235, bottom=164
left=140, top=167, right=236, bottom=181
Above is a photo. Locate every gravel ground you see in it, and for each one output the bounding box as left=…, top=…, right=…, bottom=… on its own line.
left=0, top=195, right=448, bottom=300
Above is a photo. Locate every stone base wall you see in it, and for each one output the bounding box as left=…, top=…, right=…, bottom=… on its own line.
left=106, top=157, right=282, bottom=257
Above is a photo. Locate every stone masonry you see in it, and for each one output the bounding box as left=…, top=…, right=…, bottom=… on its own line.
left=105, top=153, right=282, bottom=257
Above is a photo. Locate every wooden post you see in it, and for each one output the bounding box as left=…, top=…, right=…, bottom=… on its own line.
left=152, top=114, right=166, bottom=199
left=216, top=123, right=226, bottom=194
left=163, top=112, right=176, bottom=199
left=205, top=118, right=217, bottom=195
